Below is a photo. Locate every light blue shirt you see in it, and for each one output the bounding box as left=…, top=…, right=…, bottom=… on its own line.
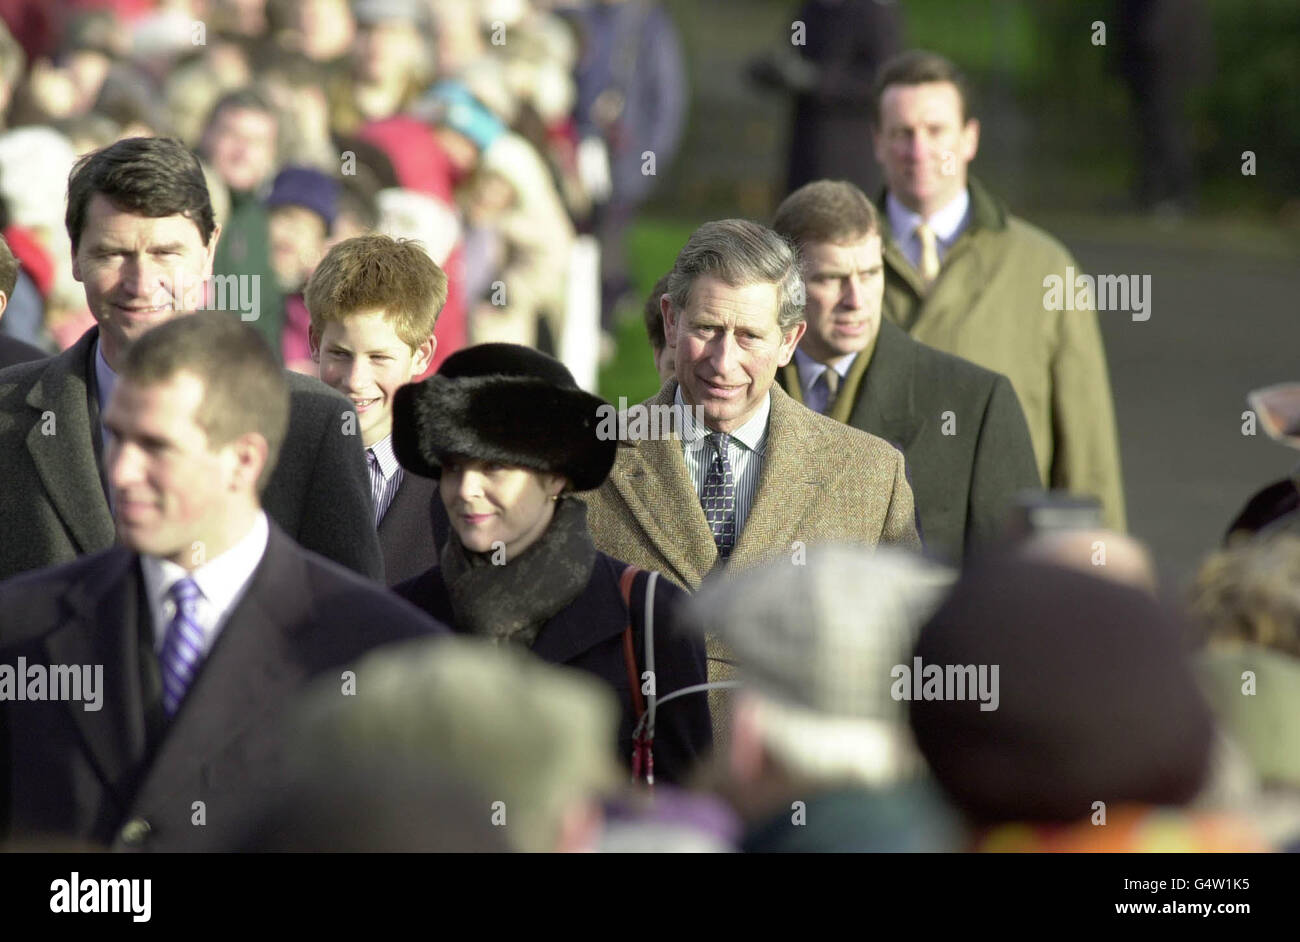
left=676, top=385, right=769, bottom=540
left=793, top=347, right=857, bottom=415
left=886, top=188, right=971, bottom=272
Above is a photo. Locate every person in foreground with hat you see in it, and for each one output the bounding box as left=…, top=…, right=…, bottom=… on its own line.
left=909, top=553, right=1266, bottom=851
left=682, top=544, right=960, bottom=852
left=391, top=343, right=712, bottom=785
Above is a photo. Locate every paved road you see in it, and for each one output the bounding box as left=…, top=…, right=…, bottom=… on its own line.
left=1062, top=223, right=1300, bottom=590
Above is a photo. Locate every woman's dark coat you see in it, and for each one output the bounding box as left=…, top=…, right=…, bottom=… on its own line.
left=395, top=551, right=712, bottom=785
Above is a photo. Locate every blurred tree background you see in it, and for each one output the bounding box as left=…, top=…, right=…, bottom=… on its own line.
left=601, top=0, right=1300, bottom=403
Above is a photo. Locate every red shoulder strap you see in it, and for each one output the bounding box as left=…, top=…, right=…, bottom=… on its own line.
left=619, top=565, right=646, bottom=721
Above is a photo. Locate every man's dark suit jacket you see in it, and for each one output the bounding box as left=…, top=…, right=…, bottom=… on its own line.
left=779, top=318, right=1041, bottom=565
left=0, top=326, right=384, bottom=581
left=0, top=334, right=45, bottom=370
left=378, top=474, right=450, bottom=586
left=0, top=522, right=445, bottom=851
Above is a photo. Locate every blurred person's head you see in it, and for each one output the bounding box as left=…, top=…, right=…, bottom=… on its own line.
left=684, top=545, right=959, bottom=847
left=66, top=136, right=220, bottom=369
left=265, top=166, right=340, bottom=292
left=430, top=0, right=487, bottom=79
left=910, top=556, right=1216, bottom=828
left=330, top=175, right=380, bottom=247
left=55, top=11, right=126, bottom=114
left=417, top=81, right=505, bottom=177
left=270, top=0, right=355, bottom=63
left=662, top=219, right=806, bottom=433
left=105, top=312, right=289, bottom=568
left=291, top=636, right=624, bottom=852
left=199, top=88, right=279, bottom=194
left=0, top=231, right=17, bottom=317
left=1016, top=527, right=1158, bottom=595
left=872, top=50, right=980, bottom=219
left=772, top=179, right=884, bottom=367
left=351, top=0, right=431, bottom=87
left=1190, top=534, right=1300, bottom=659
left=307, top=234, right=444, bottom=448
left=642, top=272, right=674, bottom=383
left=256, top=53, right=332, bottom=165
left=393, top=343, right=617, bottom=561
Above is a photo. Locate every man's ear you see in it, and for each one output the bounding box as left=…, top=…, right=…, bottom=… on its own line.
left=230, top=431, right=269, bottom=493
left=0, top=288, right=8, bottom=320
left=204, top=222, right=223, bottom=277
left=776, top=320, right=807, bottom=367
left=660, top=293, right=678, bottom=341
left=961, top=117, right=980, bottom=163
left=411, top=336, right=436, bottom=378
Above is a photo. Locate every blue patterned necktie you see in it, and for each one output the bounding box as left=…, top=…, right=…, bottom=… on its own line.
left=160, top=577, right=205, bottom=717
left=702, top=432, right=737, bottom=559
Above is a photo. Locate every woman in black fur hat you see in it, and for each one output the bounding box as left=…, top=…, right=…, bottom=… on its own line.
left=391, top=343, right=712, bottom=785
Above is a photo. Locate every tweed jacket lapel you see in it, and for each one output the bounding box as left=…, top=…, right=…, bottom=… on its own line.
left=23, top=327, right=116, bottom=555
left=43, top=547, right=151, bottom=813
left=605, top=382, right=717, bottom=588
left=727, top=384, right=826, bottom=573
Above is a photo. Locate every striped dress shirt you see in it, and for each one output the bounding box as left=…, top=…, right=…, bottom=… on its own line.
left=366, top=434, right=404, bottom=527
left=676, top=385, right=770, bottom=540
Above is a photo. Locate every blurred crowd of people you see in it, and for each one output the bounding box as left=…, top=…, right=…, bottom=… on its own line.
left=0, top=0, right=685, bottom=371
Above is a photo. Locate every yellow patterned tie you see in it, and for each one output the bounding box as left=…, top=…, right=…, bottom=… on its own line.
left=915, top=222, right=941, bottom=286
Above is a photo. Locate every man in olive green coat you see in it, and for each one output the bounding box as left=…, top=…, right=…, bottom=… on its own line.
left=772, top=180, right=1041, bottom=566
left=871, top=50, right=1126, bottom=530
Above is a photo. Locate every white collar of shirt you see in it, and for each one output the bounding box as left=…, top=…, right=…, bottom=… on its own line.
left=793, top=347, right=856, bottom=400
left=140, top=511, right=271, bottom=654
left=886, top=188, right=971, bottom=254
left=674, top=383, right=770, bottom=455
left=367, top=434, right=401, bottom=481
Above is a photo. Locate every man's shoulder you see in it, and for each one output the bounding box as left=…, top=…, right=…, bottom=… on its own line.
left=980, top=207, right=1078, bottom=268
left=776, top=390, right=903, bottom=465
left=0, top=547, right=132, bottom=646
left=896, top=329, right=1005, bottom=399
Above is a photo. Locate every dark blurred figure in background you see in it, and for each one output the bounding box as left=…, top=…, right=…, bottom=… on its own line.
left=910, top=554, right=1265, bottom=851
left=570, top=0, right=687, bottom=339
left=1113, top=0, right=1213, bottom=217
left=748, top=0, right=903, bottom=199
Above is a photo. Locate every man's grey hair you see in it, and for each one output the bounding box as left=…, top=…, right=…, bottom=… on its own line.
left=665, top=219, right=805, bottom=333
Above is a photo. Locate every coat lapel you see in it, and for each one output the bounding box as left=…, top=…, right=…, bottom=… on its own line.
left=846, top=319, right=921, bottom=453
left=607, top=383, right=717, bottom=587
left=131, top=526, right=305, bottom=806
left=24, top=328, right=116, bottom=555
left=43, top=547, right=151, bottom=809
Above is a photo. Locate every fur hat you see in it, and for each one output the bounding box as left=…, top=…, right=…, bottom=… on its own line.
left=393, top=343, right=616, bottom=491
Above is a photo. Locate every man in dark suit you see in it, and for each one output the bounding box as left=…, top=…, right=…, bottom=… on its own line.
left=773, top=180, right=1040, bottom=566
left=0, top=313, right=443, bottom=851
left=306, top=233, right=450, bottom=585
left=0, top=233, right=45, bottom=369
left=0, top=136, right=382, bottom=581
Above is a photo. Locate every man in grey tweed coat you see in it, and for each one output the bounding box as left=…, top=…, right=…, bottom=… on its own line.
left=582, top=220, right=920, bottom=725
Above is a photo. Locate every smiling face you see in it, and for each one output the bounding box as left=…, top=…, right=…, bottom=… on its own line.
left=105, top=372, right=263, bottom=569
left=663, top=275, right=805, bottom=433
left=72, top=195, right=220, bottom=371
left=311, top=309, right=435, bottom=448
left=799, top=235, right=884, bottom=364
left=874, top=81, right=979, bottom=218
left=440, top=458, right=566, bottom=561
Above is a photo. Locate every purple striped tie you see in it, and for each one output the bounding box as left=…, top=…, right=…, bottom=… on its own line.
left=160, top=577, right=205, bottom=717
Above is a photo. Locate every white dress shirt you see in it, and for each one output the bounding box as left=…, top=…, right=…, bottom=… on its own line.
left=677, top=385, right=770, bottom=539
left=140, top=511, right=271, bottom=655
left=886, top=188, right=972, bottom=272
